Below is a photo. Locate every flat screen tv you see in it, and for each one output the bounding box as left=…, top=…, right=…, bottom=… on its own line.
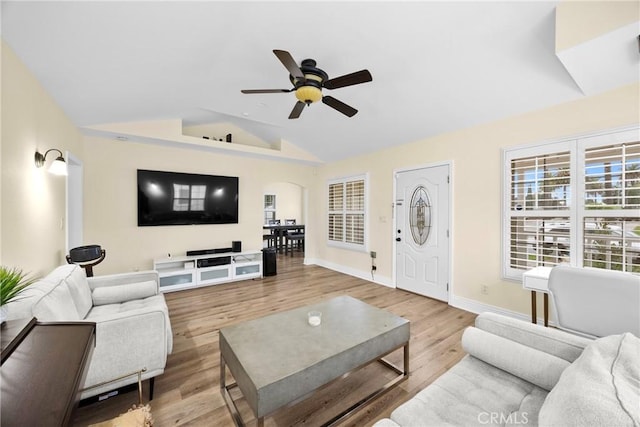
left=137, top=169, right=239, bottom=226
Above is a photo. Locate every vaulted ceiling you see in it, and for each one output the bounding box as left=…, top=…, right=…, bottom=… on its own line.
left=3, top=1, right=637, bottom=162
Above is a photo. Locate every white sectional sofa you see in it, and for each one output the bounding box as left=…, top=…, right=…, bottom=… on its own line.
left=548, top=265, right=640, bottom=338
left=6, top=264, right=173, bottom=400
left=374, top=312, right=639, bottom=427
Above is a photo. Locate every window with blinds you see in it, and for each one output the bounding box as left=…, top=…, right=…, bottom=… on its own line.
left=584, top=142, right=640, bottom=210
left=508, top=151, right=571, bottom=271
left=264, top=194, right=276, bottom=225
left=328, top=175, right=367, bottom=249
left=582, top=141, right=640, bottom=272
left=510, top=151, right=571, bottom=211
left=503, top=128, right=640, bottom=280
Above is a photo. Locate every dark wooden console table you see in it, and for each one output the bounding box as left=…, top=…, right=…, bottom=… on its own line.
left=1, top=319, right=96, bottom=427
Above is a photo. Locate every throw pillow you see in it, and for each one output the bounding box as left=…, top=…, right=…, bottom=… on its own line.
left=539, top=333, right=640, bottom=427
left=92, top=280, right=157, bottom=306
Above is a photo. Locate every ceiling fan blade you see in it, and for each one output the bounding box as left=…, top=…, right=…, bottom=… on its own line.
left=273, top=50, right=305, bottom=80
left=324, top=69, right=372, bottom=90
left=289, top=101, right=306, bottom=119
left=241, top=89, right=292, bottom=94
left=322, top=96, right=358, bottom=117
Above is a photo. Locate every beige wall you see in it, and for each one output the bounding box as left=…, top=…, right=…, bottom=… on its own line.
left=1, top=41, right=83, bottom=276
left=83, top=136, right=314, bottom=274
left=263, top=182, right=304, bottom=224
left=310, top=82, right=640, bottom=316
left=556, top=1, right=639, bottom=51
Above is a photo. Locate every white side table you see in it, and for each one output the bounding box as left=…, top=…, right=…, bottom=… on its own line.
left=522, top=266, right=552, bottom=326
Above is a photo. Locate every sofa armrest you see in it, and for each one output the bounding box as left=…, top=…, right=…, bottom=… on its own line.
left=87, top=270, right=159, bottom=291
left=475, top=312, right=592, bottom=363
left=81, top=307, right=169, bottom=398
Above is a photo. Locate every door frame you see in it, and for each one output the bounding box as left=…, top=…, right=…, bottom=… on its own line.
left=65, top=151, right=83, bottom=253
left=392, top=160, right=454, bottom=302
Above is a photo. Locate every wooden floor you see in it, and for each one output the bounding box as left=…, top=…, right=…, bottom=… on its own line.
left=72, top=253, right=476, bottom=427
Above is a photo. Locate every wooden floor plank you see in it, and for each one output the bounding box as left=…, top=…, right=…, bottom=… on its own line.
left=72, top=253, right=475, bottom=426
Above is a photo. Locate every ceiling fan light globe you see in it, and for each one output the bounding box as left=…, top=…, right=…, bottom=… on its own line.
left=295, top=86, right=322, bottom=104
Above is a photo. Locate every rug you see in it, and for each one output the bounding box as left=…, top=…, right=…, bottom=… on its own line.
left=88, top=404, right=153, bottom=427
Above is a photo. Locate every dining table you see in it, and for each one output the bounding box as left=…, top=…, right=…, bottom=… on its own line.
left=263, top=224, right=305, bottom=253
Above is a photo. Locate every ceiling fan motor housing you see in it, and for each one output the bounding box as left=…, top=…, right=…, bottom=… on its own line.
left=290, top=59, right=328, bottom=104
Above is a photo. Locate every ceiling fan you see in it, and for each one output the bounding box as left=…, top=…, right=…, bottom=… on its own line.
left=241, top=50, right=372, bottom=119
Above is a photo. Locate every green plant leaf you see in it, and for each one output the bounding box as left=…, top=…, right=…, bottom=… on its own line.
left=1, top=267, right=37, bottom=306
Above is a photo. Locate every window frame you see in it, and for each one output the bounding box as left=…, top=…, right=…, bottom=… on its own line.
left=502, top=126, right=640, bottom=281
left=327, top=173, right=369, bottom=252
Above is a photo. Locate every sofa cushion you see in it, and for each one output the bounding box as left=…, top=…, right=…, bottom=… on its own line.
left=539, top=333, right=640, bottom=427
left=87, top=294, right=173, bottom=355
left=4, top=279, right=49, bottom=320
left=92, top=280, right=157, bottom=306
left=390, top=355, right=547, bottom=426
left=44, top=264, right=93, bottom=319
left=31, top=277, right=80, bottom=321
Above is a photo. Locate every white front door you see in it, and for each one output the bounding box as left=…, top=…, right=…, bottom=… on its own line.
left=395, top=164, right=450, bottom=301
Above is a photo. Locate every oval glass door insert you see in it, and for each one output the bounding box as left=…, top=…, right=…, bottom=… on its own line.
left=409, top=185, right=431, bottom=245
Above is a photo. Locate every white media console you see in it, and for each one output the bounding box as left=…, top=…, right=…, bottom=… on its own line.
left=153, top=250, right=263, bottom=293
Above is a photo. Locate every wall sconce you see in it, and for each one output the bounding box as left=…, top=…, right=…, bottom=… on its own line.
left=34, top=149, right=68, bottom=176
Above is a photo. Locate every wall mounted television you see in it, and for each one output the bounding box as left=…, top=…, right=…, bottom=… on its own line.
left=137, top=169, right=239, bottom=226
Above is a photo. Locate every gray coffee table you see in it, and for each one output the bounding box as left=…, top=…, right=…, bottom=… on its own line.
left=219, top=295, right=410, bottom=426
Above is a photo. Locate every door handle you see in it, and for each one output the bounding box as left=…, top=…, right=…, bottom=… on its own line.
left=396, top=237, right=401, bottom=242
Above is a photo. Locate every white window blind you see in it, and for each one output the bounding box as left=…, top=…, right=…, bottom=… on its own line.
left=503, top=128, right=640, bottom=280
left=507, top=151, right=571, bottom=271
left=582, top=140, right=640, bottom=271
left=328, top=175, right=367, bottom=249
left=584, top=142, right=640, bottom=210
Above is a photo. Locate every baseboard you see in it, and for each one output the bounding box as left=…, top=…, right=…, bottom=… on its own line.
left=304, top=257, right=394, bottom=288
left=449, top=294, right=557, bottom=326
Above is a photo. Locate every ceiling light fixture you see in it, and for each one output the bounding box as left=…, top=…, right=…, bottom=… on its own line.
left=295, top=85, right=323, bottom=104
left=34, top=148, right=68, bottom=176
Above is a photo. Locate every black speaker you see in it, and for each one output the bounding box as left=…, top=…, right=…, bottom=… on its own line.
left=214, top=247, right=232, bottom=253
left=232, top=241, right=242, bottom=252
left=196, top=257, right=231, bottom=268
left=68, top=245, right=103, bottom=263
left=262, top=248, right=277, bottom=276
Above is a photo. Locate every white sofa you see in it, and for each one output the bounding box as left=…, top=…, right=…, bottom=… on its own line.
left=374, top=312, right=639, bottom=426
left=548, top=265, right=640, bottom=338
left=6, top=264, right=173, bottom=400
